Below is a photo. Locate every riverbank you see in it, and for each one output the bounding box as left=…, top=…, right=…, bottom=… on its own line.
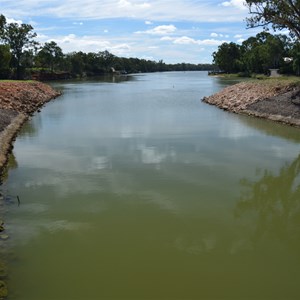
left=0, top=81, right=61, bottom=178
left=202, top=79, right=300, bottom=127
left=0, top=81, right=60, bottom=298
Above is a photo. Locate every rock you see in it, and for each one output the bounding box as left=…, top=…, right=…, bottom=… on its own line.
left=0, top=81, right=61, bottom=177
left=292, top=97, right=300, bottom=105
left=0, top=81, right=61, bottom=114
left=202, top=81, right=295, bottom=112
left=202, top=80, right=300, bottom=127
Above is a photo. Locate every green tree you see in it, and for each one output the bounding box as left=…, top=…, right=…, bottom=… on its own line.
left=241, top=32, right=288, bottom=74
left=246, top=0, right=300, bottom=39
left=85, top=52, right=106, bottom=75
left=99, top=50, right=115, bottom=72
left=212, top=42, right=242, bottom=73
left=290, top=42, right=300, bottom=75
left=0, top=14, right=6, bottom=38
left=37, top=41, right=63, bottom=72
left=0, top=44, right=11, bottom=78
left=0, top=16, right=10, bottom=78
left=68, top=51, right=85, bottom=76
left=3, top=22, right=38, bottom=79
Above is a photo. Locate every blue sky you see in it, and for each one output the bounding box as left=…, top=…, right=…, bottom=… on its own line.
left=0, top=0, right=262, bottom=63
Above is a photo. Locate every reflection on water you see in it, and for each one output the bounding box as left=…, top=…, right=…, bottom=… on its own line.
left=0, top=153, right=18, bottom=182
left=236, top=154, right=300, bottom=246
left=238, top=113, right=300, bottom=144
left=1, top=72, right=300, bottom=299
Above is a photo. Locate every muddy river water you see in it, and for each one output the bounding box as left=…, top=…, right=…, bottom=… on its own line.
left=2, top=71, right=300, bottom=299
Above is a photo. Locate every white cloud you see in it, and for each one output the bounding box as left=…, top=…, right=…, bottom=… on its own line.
left=222, top=1, right=231, bottom=6
left=29, top=20, right=38, bottom=26
left=1, top=0, right=248, bottom=22
left=163, top=36, right=228, bottom=47
left=210, top=33, right=230, bottom=38
left=36, top=33, right=49, bottom=40
left=173, top=36, right=199, bottom=45
left=6, top=17, right=23, bottom=24
left=221, top=0, right=247, bottom=10
left=160, top=36, right=174, bottom=41
left=0, top=0, right=257, bottom=64
left=118, top=0, right=131, bottom=7
left=136, top=25, right=177, bottom=35
left=197, top=39, right=228, bottom=46
left=233, top=34, right=245, bottom=43
left=118, top=0, right=151, bottom=9
left=61, top=33, right=77, bottom=43
left=38, top=33, right=132, bottom=56
left=140, top=55, right=155, bottom=60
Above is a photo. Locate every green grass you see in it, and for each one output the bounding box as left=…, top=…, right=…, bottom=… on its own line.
left=0, top=80, right=36, bottom=83
left=212, top=72, right=300, bottom=82
left=254, top=76, right=300, bottom=85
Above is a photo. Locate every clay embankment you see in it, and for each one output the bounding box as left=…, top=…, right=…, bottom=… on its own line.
left=202, top=81, right=300, bottom=127
left=0, top=81, right=61, bottom=176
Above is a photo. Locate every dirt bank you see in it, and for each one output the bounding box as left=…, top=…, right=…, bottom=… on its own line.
left=202, top=80, right=300, bottom=127
left=0, top=81, right=61, bottom=177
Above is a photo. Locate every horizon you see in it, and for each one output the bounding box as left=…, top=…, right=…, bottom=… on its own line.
left=1, top=0, right=266, bottom=64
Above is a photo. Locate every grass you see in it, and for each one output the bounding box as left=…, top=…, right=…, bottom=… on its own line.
left=212, top=72, right=300, bottom=82
left=0, top=80, right=36, bottom=83
left=253, top=76, right=300, bottom=86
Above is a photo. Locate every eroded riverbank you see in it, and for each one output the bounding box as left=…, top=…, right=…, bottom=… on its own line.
left=0, top=81, right=60, bottom=298
left=0, top=81, right=61, bottom=177
left=202, top=80, right=300, bottom=127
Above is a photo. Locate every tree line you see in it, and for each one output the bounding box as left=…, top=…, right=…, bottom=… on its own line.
left=212, top=32, right=300, bottom=76
left=213, top=0, right=300, bottom=76
left=0, top=14, right=213, bottom=80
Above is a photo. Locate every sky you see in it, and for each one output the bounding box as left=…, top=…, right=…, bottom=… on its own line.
left=0, top=0, right=262, bottom=64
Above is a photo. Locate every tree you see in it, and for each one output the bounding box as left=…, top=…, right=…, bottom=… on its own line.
left=99, top=50, right=115, bottom=72
left=0, top=16, right=10, bottom=78
left=68, top=51, right=85, bottom=76
left=37, top=41, right=63, bottom=72
left=245, top=0, right=300, bottom=39
left=212, top=42, right=242, bottom=73
left=3, top=22, right=38, bottom=79
left=213, top=33, right=290, bottom=75
left=290, top=42, right=300, bottom=75
left=0, top=14, right=6, bottom=39
left=0, top=44, right=11, bottom=78
left=241, top=32, right=288, bottom=73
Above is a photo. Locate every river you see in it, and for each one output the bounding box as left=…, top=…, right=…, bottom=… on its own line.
left=1, top=71, right=300, bottom=299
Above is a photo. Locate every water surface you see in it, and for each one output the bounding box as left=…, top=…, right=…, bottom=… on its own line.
left=2, top=72, right=300, bottom=299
